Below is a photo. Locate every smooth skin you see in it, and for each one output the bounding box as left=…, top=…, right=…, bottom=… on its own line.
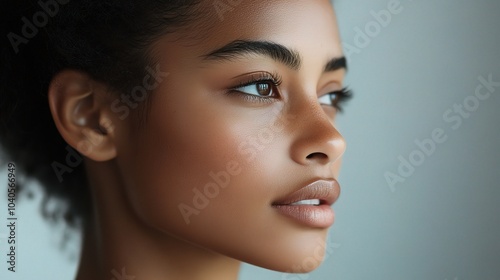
left=48, top=1, right=347, bottom=279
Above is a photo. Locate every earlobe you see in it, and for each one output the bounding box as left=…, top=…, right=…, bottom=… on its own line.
left=48, top=70, right=117, bottom=162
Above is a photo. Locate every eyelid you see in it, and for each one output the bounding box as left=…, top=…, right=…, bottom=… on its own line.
left=318, top=82, right=343, bottom=97
left=229, top=71, right=283, bottom=90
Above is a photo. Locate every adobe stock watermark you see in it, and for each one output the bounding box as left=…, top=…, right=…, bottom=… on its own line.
left=237, top=109, right=297, bottom=162
left=51, top=118, right=115, bottom=183
left=111, top=267, right=135, bottom=280
left=281, top=237, right=341, bottom=280
left=178, top=109, right=297, bottom=225
left=7, top=0, right=70, bottom=54
left=342, top=0, right=408, bottom=60
left=385, top=74, right=499, bottom=192
left=51, top=63, right=168, bottom=182
left=178, top=160, right=243, bottom=225
left=111, top=63, right=170, bottom=120
left=213, top=0, right=244, bottom=21
left=6, top=162, right=18, bottom=273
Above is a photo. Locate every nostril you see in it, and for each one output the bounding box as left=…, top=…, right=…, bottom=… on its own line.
left=306, top=152, right=328, bottom=160
left=290, top=130, right=345, bottom=165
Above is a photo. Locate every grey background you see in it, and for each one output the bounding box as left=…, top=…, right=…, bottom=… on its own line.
left=1, top=0, right=499, bottom=279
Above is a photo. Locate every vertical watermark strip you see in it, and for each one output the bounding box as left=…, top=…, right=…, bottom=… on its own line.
left=6, top=162, right=17, bottom=272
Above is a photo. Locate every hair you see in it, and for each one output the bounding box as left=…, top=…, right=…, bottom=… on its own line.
left=0, top=0, right=205, bottom=229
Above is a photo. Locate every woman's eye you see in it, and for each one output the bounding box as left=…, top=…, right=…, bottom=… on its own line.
left=318, top=92, right=338, bottom=106
left=233, top=81, right=276, bottom=98
left=318, top=87, right=352, bottom=112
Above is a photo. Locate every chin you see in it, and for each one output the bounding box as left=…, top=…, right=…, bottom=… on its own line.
left=223, top=230, right=332, bottom=274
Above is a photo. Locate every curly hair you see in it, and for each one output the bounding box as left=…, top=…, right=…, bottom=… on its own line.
left=0, top=0, right=204, bottom=229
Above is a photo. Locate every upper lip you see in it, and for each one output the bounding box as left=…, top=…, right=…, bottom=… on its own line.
left=272, top=179, right=340, bottom=206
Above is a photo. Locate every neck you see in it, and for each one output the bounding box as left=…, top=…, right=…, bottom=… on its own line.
left=75, top=160, right=241, bottom=280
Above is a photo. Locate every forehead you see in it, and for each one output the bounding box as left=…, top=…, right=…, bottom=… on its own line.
left=150, top=0, right=342, bottom=66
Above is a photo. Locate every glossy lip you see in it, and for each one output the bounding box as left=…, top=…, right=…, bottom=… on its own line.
left=271, top=180, right=341, bottom=228
left=272, top=179, right=340, bottom=207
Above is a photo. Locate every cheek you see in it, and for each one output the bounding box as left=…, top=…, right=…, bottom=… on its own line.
left=121, top=88, right=247, bottom=229
left=117, top=82, right=286, bottom=238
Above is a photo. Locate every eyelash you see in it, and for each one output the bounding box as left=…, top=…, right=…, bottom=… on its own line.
left=324, top=87, right=353, bottom=112
left=227, top=72, right=352, bottom=111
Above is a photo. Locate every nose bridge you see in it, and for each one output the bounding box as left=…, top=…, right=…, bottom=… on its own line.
left=288, top=92, right=346, bottom=165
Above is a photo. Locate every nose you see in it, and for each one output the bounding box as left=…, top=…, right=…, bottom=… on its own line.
left=289, top=99, right=346, bottom=166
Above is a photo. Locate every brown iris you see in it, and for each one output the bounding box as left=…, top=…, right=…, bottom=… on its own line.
left=256, top=82, right=273, bottom=97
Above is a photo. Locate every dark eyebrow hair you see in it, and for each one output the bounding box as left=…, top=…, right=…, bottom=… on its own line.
left=201, top=39, right=347, bottom=73
left=325, top=56, right=347, bottom=72
left=201, top=40, right=301, bottom=70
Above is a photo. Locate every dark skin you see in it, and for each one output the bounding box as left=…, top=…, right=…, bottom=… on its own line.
left=47, top=1, right=347, bottom=279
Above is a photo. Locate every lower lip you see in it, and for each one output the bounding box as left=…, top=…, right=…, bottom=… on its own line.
left=272, top=204, right=335, bottom=228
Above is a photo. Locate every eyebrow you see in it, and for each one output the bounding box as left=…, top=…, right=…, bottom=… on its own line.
left=201, top=40, right=348, bottom=73
left=325, top=56, right=347, bottom=72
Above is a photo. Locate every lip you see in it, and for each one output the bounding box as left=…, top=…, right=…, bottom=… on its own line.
left=271, top=179, right=340, bottom=228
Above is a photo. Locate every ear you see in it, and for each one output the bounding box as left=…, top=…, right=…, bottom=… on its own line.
left=48, top=70, right=117, bottom=162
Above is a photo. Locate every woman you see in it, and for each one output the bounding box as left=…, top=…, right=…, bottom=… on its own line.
left=1, top=0, right=352, bottom=279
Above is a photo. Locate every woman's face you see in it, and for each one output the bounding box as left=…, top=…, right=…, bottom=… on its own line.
left=114, top=0, right=346, bottom=272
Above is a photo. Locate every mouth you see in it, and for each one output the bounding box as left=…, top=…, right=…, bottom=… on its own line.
left=271, top=180, right=340, bottom=228
left=271, top=179, right=340, bottom=207
left=288, top=199, right=321, bottom=206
